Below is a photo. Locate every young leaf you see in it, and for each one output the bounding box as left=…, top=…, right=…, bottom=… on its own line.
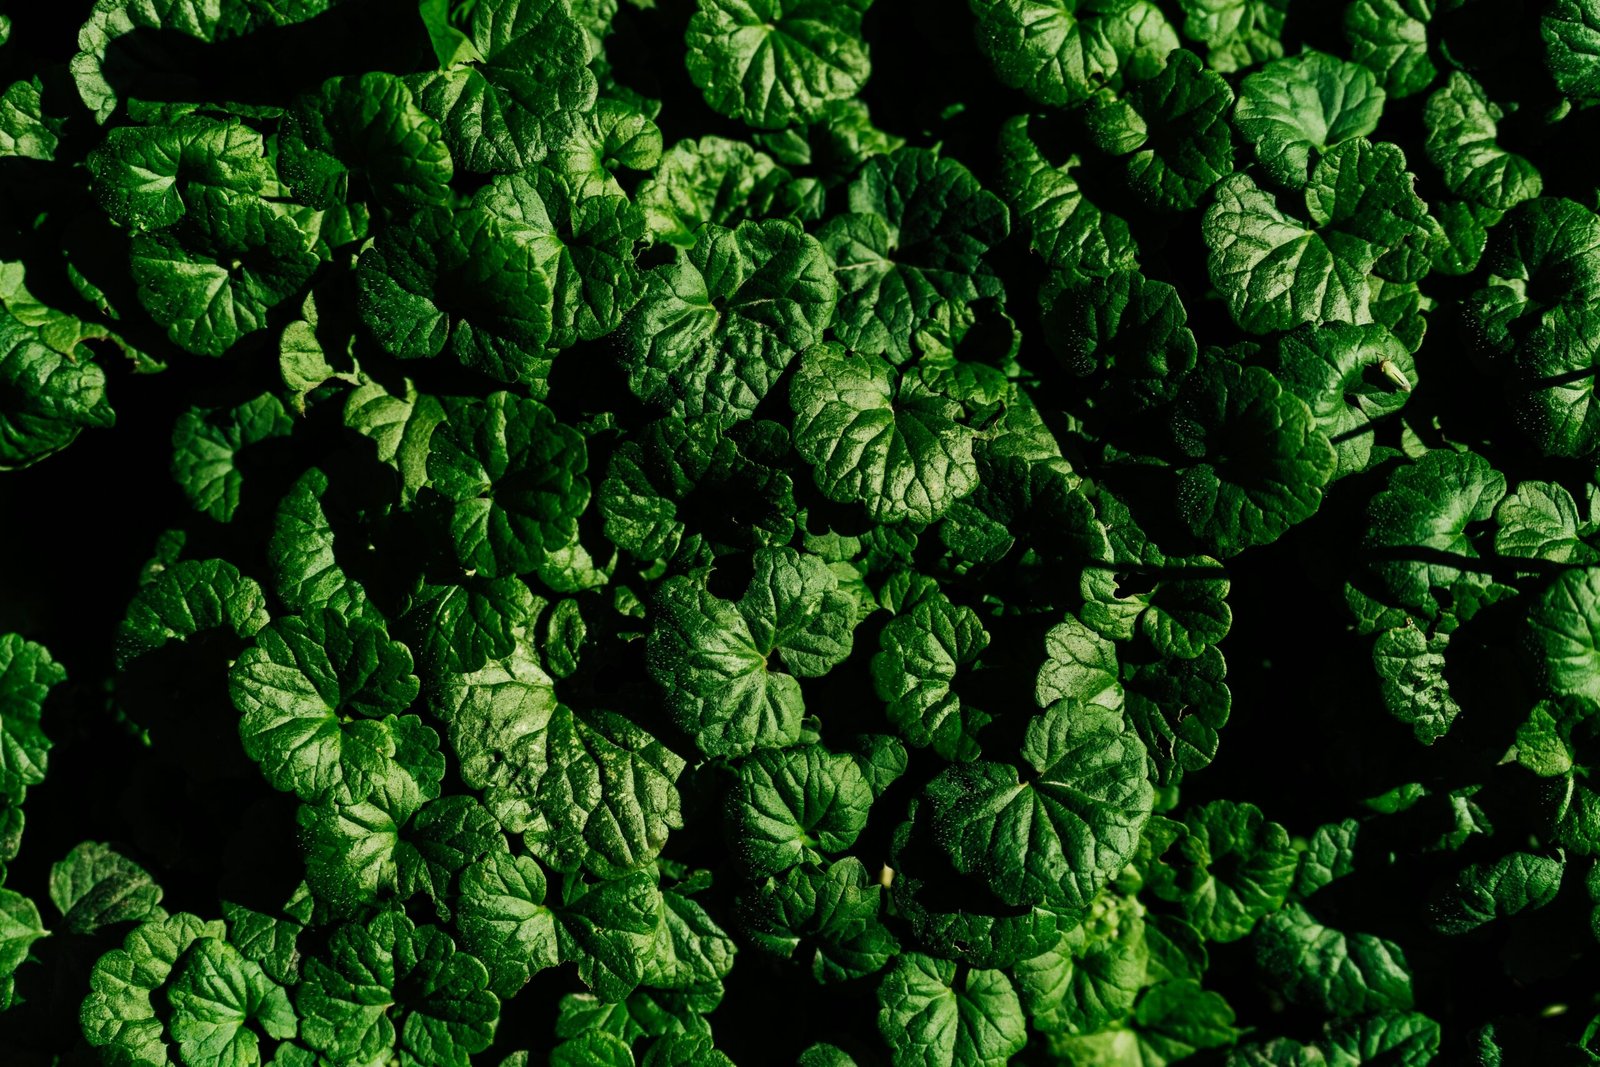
left=82, top=913, right=228, bottom=1065
left=1234, top=50, right=1385, bottom=189
left=170, top=393, right=294, bottom=523
left=790, top=343, right=981, bottom=525
left=50, top=842, right=164, bottom=935
left=1254, top=905, right=1414, bottom=1017
left=425, top=391, right=589, bottom=578
left=1172, top=359, right=1337, bottom=556
left=647, top=548, right=857, bottom=758
left=0, top=633, right=62, bottom=804
left=622, top=219, right=836, bottom=423
left=819, top=148, right=1009, bottom=363
left=230, top=608, right=426, bottom=805
left=726, top=743, right=873, bottom=877
left=997, top=115, right=1136, bottom=281
left=280, top=71, right=454, bottom=210
left=685, top=0, right=872, bottom=129
left=167, top=937, right=297, bottom=1067
left=407, top=0, right=599, bottom=174
left=927, top=700, right=1154, bottom=909
left=873, top=591, right=993, bottom=761
left=297, top=909, right=499, bottom=1067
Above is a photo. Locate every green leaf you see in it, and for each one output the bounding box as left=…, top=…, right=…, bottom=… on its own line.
left=1514, top=701, right=1577, bottom=778
left=524, top=705, right=686, bottom=879
left=648, top=548, right=857, bottom=758
left=1015, top=899, right=1148, bottom=1035
left=230, top=608, right=427, bottom=805
left=222, top=898, right=306, bottom=987
left=727, top=742, right=872, bottom=877
left=457, top=850, right=560, bottom=996
left=1254, top=904, right=1414, bottom=1017
left=1133, top=980, right=1240, bottom=1062
left=1111, top=49, right=1235, bottom=212
left=0, top=312, right=115, bottom=469
left=1122, top=645, right=1232, bottom=786
left=1041, top=268, right=1198, bottom=419
left=637, top=136, right=794, bottom=247
left=1528, top=568, right=1600, bottom=703
left=685, top=0, right=872, bottom=129
left=0, top=633, right=62, bottom=804
left=403, top=575, right=539, bottom=674
left=82, top=913, right=227, bottom=1067
left=550, top=96, right=663, bottom=199
left=1203, top=173, right=1369, bottom=333
left=1234, top=49, right=1385, bottom=189
left=1544, top=0, right=1600, bottom=102
left=554, top=1031, right=636, bottom=1067
left=741, top=856, right=895, bottom=983
left=167, top=937, right=297, bottom=1067
left=426, top=391, right=588, bottom=578
left=1322, top=1012, right=1440, bottom=1066
left=997, top=114, right=1136, bottom=281
left=554, top=869, right=664, bottom=1002
left=970, top=0, right=1178, bottom=107
left=1172, top=359, right=1337, bottom=556
left=927, top=700, right=1153, bottom=909
left=269, top=467, right=369, bottom=615
left=1230, top=1039, right=1330, bottom=1066
left=1423, top=72, right=1542, bottom=215
left=819, top=148, right=1009, bottom=363
left=1496, top=480, right=1592, bottom=563
left=50, top=841, right=165, bottom=935
left=1205, top=138, right=1433, bottom=334
left=1036, top=616, right=1123, bottom=714
left=87, top=115, right=268, bottom=231
left=1353, top=449, right=1506, bottom=628
left=430, top=623, right=558, bottom=826
left=622, top=218, right=835, bottom=423
left=297, top=909, right=498, bottom=1067
left=356, top=204, right=556, bottom=389
left=599, top=415, right=797, bottom=563
left=1469, top=198, right=1600, bottom=459
left=473, top=166, right=647, bottom=349
left=873, top=590, right=992, bottom=760
left=877, top=953, right=1026, bottom=1067
left=117, top=558, right=270, bottom=668
left=301, top=788, right=502, bottom=920
left=0, top=884, right=39, bottom=971
left=408, top=0, right=598, bottom=174
left=1428, top=850, right=1564, bottom=934
left=170, top=393, right=294, bottom=523
left=1177, top=0, right=1288, bottom=71
left=1273, top=322, right=1414, bottom=479
left=1372, top=621, right=1459, bottom=744
left=643, top=877, right=736, bottom=992
left=1311, top=138, right=1437, bottom=284
left=0, top=78, right=61, bottom=160
left=1345, top=0, right=1435, bottom=98
left=130, top=190, right=319, bottom=358
left=1429, top=198, right=1490, bottom=277
left=73, top=0, right=342, bottom=121
left=343, top=377, right=447, bottom=507
left=1150, top=800, right=1297, bottom=942
left=790, top=343, right=981, bottom=525
left=281, top=72, right=453, bottom=210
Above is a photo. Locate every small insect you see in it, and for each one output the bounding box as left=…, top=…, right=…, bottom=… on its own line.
left=1378, top=359, right=1412, bottom=392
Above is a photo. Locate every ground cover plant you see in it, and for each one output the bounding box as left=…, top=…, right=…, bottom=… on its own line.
left=5, top=0, right=1600, bottom=1062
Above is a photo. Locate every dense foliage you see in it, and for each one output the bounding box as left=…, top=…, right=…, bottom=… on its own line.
left=5, top=0, right=1600, bottom=1062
